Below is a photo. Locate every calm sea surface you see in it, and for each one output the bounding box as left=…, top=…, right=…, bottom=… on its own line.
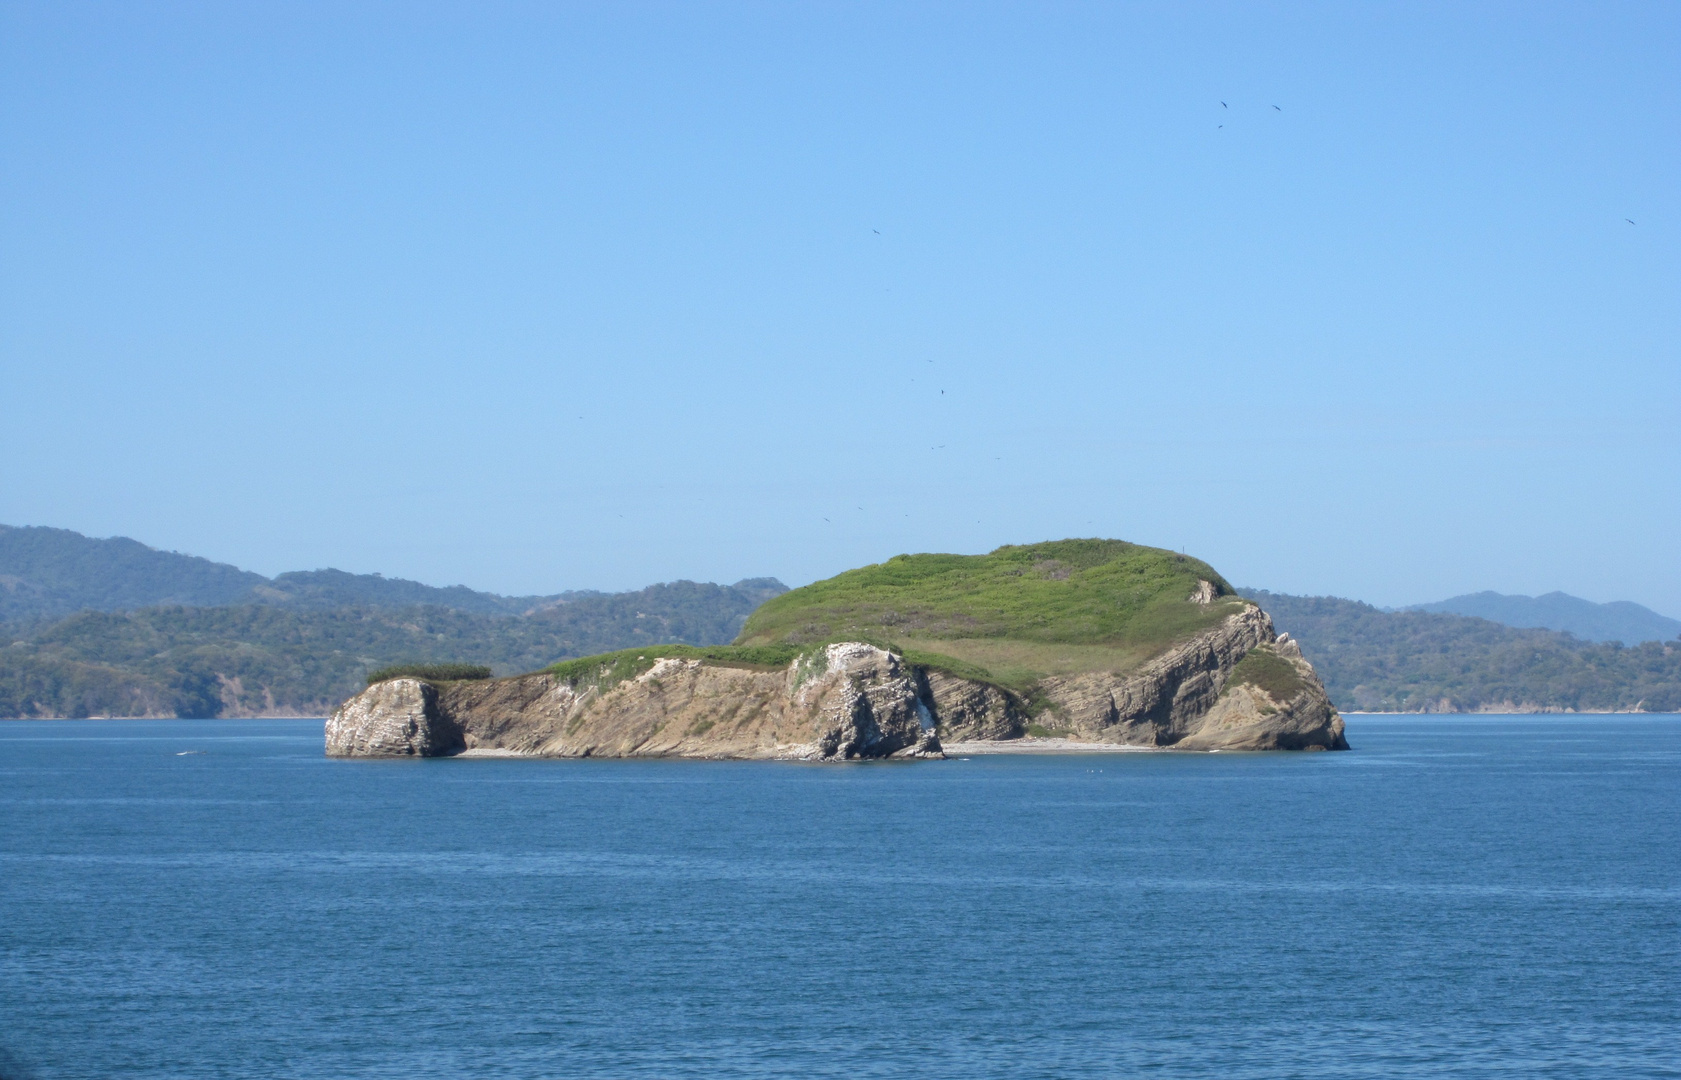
left=1, top=716, right=1677, bottom=1079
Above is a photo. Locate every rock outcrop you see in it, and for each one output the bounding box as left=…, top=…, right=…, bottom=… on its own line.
left=326, top=642, right=943, bottom=761
left=324, top=678, right=455, bottom=757
left=1180, top=632, right=1347, bottom=751
left=327, top=602, right=1347, bottom=759
left=1028, top=605, right=1346, bottom=750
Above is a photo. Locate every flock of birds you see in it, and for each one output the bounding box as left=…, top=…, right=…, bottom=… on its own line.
left=1216, top=99, right=1282, bottom=128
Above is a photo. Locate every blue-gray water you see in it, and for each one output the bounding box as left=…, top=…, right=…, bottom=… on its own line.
left=2, top=717, right=1677, bottom=1079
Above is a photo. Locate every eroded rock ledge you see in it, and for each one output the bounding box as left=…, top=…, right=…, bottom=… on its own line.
left=326, top=609, right=1347, bottom=761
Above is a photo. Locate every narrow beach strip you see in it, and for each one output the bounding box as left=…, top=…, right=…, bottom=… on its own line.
left=942, top=738, right=1164, bottom=755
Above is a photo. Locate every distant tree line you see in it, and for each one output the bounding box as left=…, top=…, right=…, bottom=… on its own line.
left=0, top=580, right=784, bottom=718
left=1250, top=591, right=1681, bottom=713
left=5, top=570, right=1677, bottom=718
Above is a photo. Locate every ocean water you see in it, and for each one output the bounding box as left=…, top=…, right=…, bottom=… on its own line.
left=1, top=717, right=1677, bottom=1079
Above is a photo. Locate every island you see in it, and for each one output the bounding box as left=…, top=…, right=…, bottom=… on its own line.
left=326, top=540, right=1348, bottom=760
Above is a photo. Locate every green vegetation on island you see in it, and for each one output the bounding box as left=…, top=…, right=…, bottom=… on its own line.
left=1222, top=646, right=1307, bottom=705
left=366, top=662, right=493, bottom=684
left=735, top=539, right=1242, bottom=692
left=538, top=644, right=804, bottom=698
left=532, top=540, right=1243, bottom=704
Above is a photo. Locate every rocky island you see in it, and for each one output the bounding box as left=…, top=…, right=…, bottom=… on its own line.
left=326, top=540, right=1348, bottom=760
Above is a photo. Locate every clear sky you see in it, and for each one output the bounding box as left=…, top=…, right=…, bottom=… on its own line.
left=3, top=2, right=1677, bottom=613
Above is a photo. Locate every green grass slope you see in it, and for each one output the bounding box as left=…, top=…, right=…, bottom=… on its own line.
left=732, top=539, right=1245, bottom=691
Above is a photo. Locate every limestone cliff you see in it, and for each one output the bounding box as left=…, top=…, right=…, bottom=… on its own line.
left=326, top=605, right=1347, bottom=759
left=327, top=642, right=943, bottom=761
left=1026, top=606, right=1344, bottom=750
left=926, top=605, right=1344, bottom=750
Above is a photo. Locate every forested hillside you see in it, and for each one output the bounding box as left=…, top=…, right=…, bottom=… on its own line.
left=1, top=579, right=786, bottom=718
left=0, top=525, right=266, bottom=619
left=1250, top=591, right=1681, bottom=713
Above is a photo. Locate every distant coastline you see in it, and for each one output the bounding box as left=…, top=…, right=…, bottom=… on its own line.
left=0, top=714, right=330, bottom=721
left=1341, top=708, right=1670, bottom=715
left=6, top=525, right=1678, bottom=720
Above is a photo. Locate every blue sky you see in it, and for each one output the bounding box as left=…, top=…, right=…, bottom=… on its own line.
left=2, top=2, right=1676, bottom=613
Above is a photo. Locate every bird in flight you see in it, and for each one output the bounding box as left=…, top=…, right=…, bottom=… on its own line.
left=1273, top=105, right=1281, bottom=111
left=873, top=229, right=880, bottom=234
left=1626, top=219, right=1636, bottom=225
left=1221, top=101, right=1227, bottom=108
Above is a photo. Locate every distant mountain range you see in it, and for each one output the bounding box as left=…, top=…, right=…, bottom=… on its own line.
left=1, top=582, right=786, bottom=719
left=2, top=524, right=1677, bottom=717
left=1408, top=591, right=1680, bottom=646
left=0, top=525, right=788, bottom=718
left=1248, top=591, right=1678, bottom=714
left=0, top=524, right=780, bottom=620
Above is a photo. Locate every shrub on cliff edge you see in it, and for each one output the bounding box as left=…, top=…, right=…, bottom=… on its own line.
left=366, top=663, right=493, bottom=684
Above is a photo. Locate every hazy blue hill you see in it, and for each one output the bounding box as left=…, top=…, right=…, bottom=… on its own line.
left=0, top=523, right=588, bottom=618
left=256, top=572, right=789, bottom=618
left=258, top=568, right=572, bottom=614
left=0, top=525, right=267, bottom=621
left=1246, top=590, right=1681, bottom=713
left=0, top=524, right=780, bottom=619
left=1411, top=591, right=1681, bottom=645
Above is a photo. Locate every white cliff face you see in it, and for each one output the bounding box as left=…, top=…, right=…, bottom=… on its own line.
left=326, top=643, right=942, bottom=761
left=326, top=609, right=1346, bottom=761
left=793, top=643, right=942, bottom=760
left=325, top=678, right=460, bottom=757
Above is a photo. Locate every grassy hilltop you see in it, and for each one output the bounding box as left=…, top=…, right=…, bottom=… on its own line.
left=531, top=540, right=1245, bottom=699
left=733, top=539, right=1243, bottom=691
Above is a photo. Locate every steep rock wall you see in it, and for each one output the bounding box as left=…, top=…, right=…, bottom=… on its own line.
left=1028, top=605, right=1345, bottom=750
left=324, top=678, right=458, bottom=756
left=1179, top=634, right=1347, bottom=750
left=923, top=669, right=1022, bottom=741
left=326, top=642, right=942, bottom=761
